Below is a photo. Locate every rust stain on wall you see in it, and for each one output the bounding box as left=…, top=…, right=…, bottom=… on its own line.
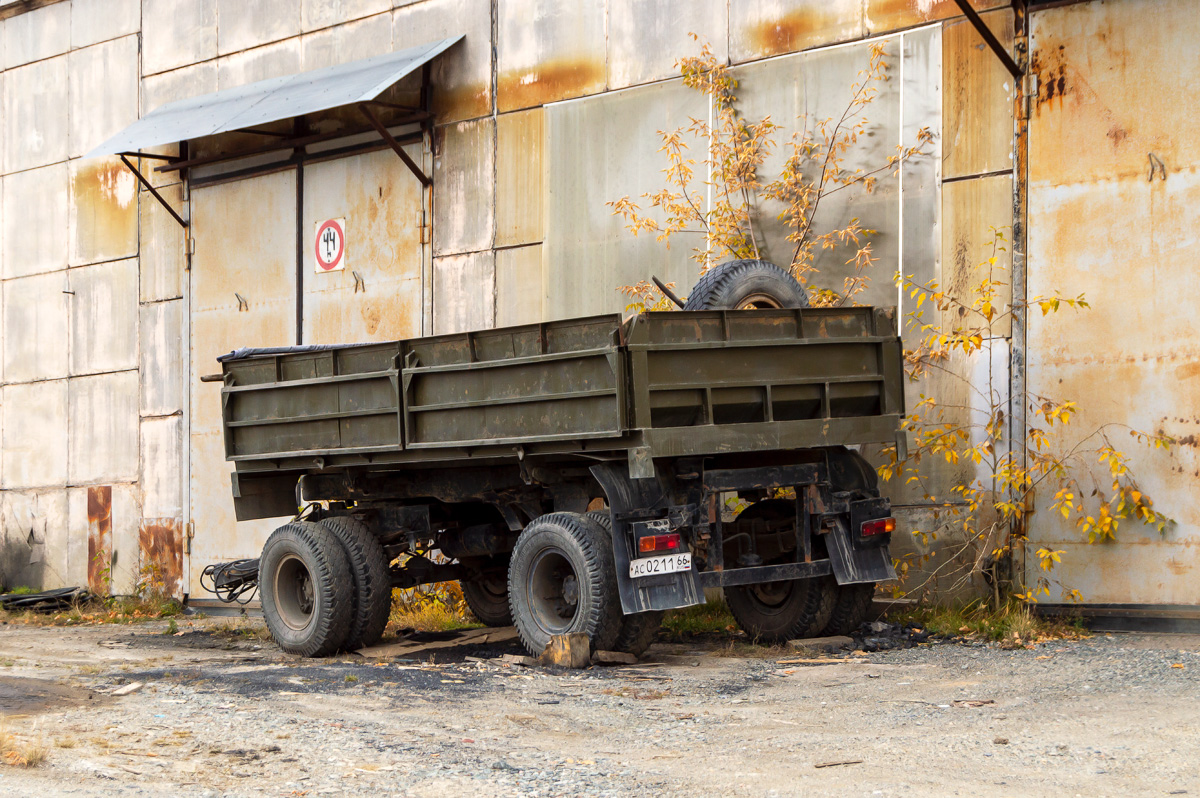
left=70, top=157, right=138, bottom=262
left=866, top=0, right=1004, bottom=33
left=1031, top=44, right=1071, bottom=111
left=86, top=486, right=113, bottom=592
left=434, top=83, right=492, bottom=123
left=139, top=519, right=184, bottom=598
left=749, top=7, right=849, bottom=59
left=498, top=58, right=605, bottom=113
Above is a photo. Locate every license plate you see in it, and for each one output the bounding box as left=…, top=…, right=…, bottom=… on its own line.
left=629, top=553, right=692, bottom=578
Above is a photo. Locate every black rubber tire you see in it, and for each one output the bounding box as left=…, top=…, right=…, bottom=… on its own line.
left=726, top=574, right=837, bottom=644
left=585, top=510, right=663, bottom=657
left=461, top=557, right=514, bottom=627
left=260, top=521, right=354, bottom=657
left=508, top=512, right=623, bottom=657
left=683, top=259, right=809, bottom=310
left=723, top=500, right=835, bottom=643
left=318, top=516, right=392, bottom=651
left=822, top=582, right=877, bottom=636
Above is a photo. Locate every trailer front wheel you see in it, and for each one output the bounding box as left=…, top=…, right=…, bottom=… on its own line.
left=260, top=521, right=354, bottom=657
left=508, top=513, right=622, bottom=657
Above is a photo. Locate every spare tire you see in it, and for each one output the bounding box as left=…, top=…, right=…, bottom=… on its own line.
left=684, top=259, right=809, bottom=310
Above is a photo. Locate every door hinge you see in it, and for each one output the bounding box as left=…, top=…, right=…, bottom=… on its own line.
left=186, top=520, right=195, bottom=555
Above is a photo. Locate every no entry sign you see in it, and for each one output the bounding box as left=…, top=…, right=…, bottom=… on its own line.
left=315, top=218, right=346, bottom=272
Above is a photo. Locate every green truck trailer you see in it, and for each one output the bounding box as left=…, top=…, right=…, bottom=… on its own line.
left=209, top=260, right=906, bottom=658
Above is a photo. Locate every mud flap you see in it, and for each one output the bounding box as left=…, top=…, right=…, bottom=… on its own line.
left=590, top=462, right=705, bottom=614
left=824, top=516, right=897, bottom=585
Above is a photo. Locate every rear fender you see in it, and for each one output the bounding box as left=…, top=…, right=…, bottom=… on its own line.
left=824, top=505, right=896, bottom=585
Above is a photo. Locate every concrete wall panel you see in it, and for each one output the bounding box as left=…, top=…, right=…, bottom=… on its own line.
left=301, top=11, right=392, bottom=70
left=303, top=0, right=391, bottom=32
left=545, top=80, right=708, bottom=319
left=497, top=0, right=606, bottom=112
left=495, top=244, right=542, bottom=327
left=141, top=415, right=182, bottom=519
left=69, top=156, right=139, bottom=266
left=943, top=10, right=1014, bottom=180
left=140, top=183, right=186, bottom=302
left=730, top=0, right=862, bottom=63
left=72, top=0, right=140, bottom=50
left=2, top=162, right=69, bottom=278
left=496, top=108, right=543, bottom=247
left=2, top=380, right=68, bottom=489
left=217, top=0, right=302, bottom=56
left=142, top=0, right=218, bottom=76
left=67, top=483, right=140, bottom=594
left=69, top=258, right=140, bottom=376
left=2, top=55, right=68, bottom=172
left=392, top=0, right=492, bottom=123
left=69, top=35, right=140, bottom=160
left=2, top=489, right=69, bottom=590
left=2, top=1, right=69, bottom=69
left=302, top=147, right=424, bottom=344
left=3, top=271, right=69, bottom=382
left=141, top=300, right=183, bottom=417
left=218, top=36, right=302, bottom=89
left=941, top=174, right=1012, bottom=336
left=608, top=0, right=725, bottom=90
left=69, top=371, right=140, bottom=485
left=140, top=62, right=217, bottom=186
left=433, top=117, right=494, bottom=256
left=433, top=250, right=494, bottom=334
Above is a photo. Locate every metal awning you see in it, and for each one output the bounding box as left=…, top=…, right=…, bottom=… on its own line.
left=86, top=35, right=462, bottom=158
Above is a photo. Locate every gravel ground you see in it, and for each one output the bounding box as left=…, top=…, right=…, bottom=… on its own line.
left=0, top=619, right=1198, bottom=797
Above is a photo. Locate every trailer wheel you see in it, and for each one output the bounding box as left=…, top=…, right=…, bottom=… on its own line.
left=585, top=510, right=662, bottom=657
left=822, top=582, right=877, bottom=636
left=319, top=516, right=392, bottom=650
left=723, top=500, right=835, bottom=643
left=683, top=259, right=809, bottom=310
left=726, top=575, right=836, bottom=644
left=260, top=521, right=354, bottom=657
left=508, top=512, right=622, bottom=656
left=461, top=557, right=513, bottom=627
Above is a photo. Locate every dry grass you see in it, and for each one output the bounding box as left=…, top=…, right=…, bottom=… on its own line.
left=1, top=724, right=48, bottom=768
left=208, top=619, right=272, bottom=642
left=385, top=585, right=481, bottom=634
left=661, top=599, right=738, bottom=639
left=887, top=600, right=1089, bottom=648
left=0, top=595, right=181, bottom=628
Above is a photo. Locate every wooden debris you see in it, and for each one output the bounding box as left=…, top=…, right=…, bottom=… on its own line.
left=814, top=759, right=863, bottom=768
left=497, top=654, right=538, bottom=667
left=951, top=699, right=995, bottom=708
left=774, top=658, right=852, bottom=665
left=787, top=635, right=854, bottom=654
left=541, top=633, right=591, bottom=669
left=592, top=650, right=638, bottom=666
left=112, top=682, right=143, bottom=696
left=357, top=626, right=519, bottom=659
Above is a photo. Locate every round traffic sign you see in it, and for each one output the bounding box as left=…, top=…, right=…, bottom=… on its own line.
left=315, top=219, right=345, bottom=271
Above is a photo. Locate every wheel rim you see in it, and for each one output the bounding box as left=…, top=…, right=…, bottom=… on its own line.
left=274, top=554, right=316, bottom=631
left=526, top=546, right=580, bottom=635
left=735, top=292, right=785, bottom=310
left=746, top=580, right=796, bottom=616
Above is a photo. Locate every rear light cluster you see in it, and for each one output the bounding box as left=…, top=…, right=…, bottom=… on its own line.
left=861, top=517, right=896, bottom=537
left=638, top=533, right=682, bottom=554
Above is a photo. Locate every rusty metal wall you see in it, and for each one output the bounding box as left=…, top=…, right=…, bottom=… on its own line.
left=1026, top=0, right=1200, bottom=604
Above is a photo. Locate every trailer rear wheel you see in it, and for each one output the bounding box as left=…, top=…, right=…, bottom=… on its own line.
left=683, top=259, right=809, bottom=310
left=508, top=513, right=622, bottom=657
left=822, top=582, right=877, bottom=636
left=319, top=516, right=392, bottom=650
left=586, top=510, right=663, bottom=657
left=461, top=557, right=513, bottom=627
left=260, top=521, right=354, bottom=657
left=726, top=575, right=836, bottom=644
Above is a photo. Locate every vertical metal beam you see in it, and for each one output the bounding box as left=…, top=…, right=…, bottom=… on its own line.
left=294, top=119, right=308, bottom=345
left=1009, top=0, right=1031, bottom=591
left=953, top=0, right=1023, bottom=79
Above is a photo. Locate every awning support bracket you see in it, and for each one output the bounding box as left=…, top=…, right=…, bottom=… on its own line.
left=119, top=154, right=189, bottom=230
left=358, top=103, right=431, bottom=187
left=953, top=0, right=1022, bottom=80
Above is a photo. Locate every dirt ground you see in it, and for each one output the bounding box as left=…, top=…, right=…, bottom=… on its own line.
left=0, top=617, right=1197, bottom=797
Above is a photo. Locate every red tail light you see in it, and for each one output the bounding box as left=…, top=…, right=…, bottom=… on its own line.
left=638, top=533, right=682, bottom=553
left=862, top=517, right=896, bottom=537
